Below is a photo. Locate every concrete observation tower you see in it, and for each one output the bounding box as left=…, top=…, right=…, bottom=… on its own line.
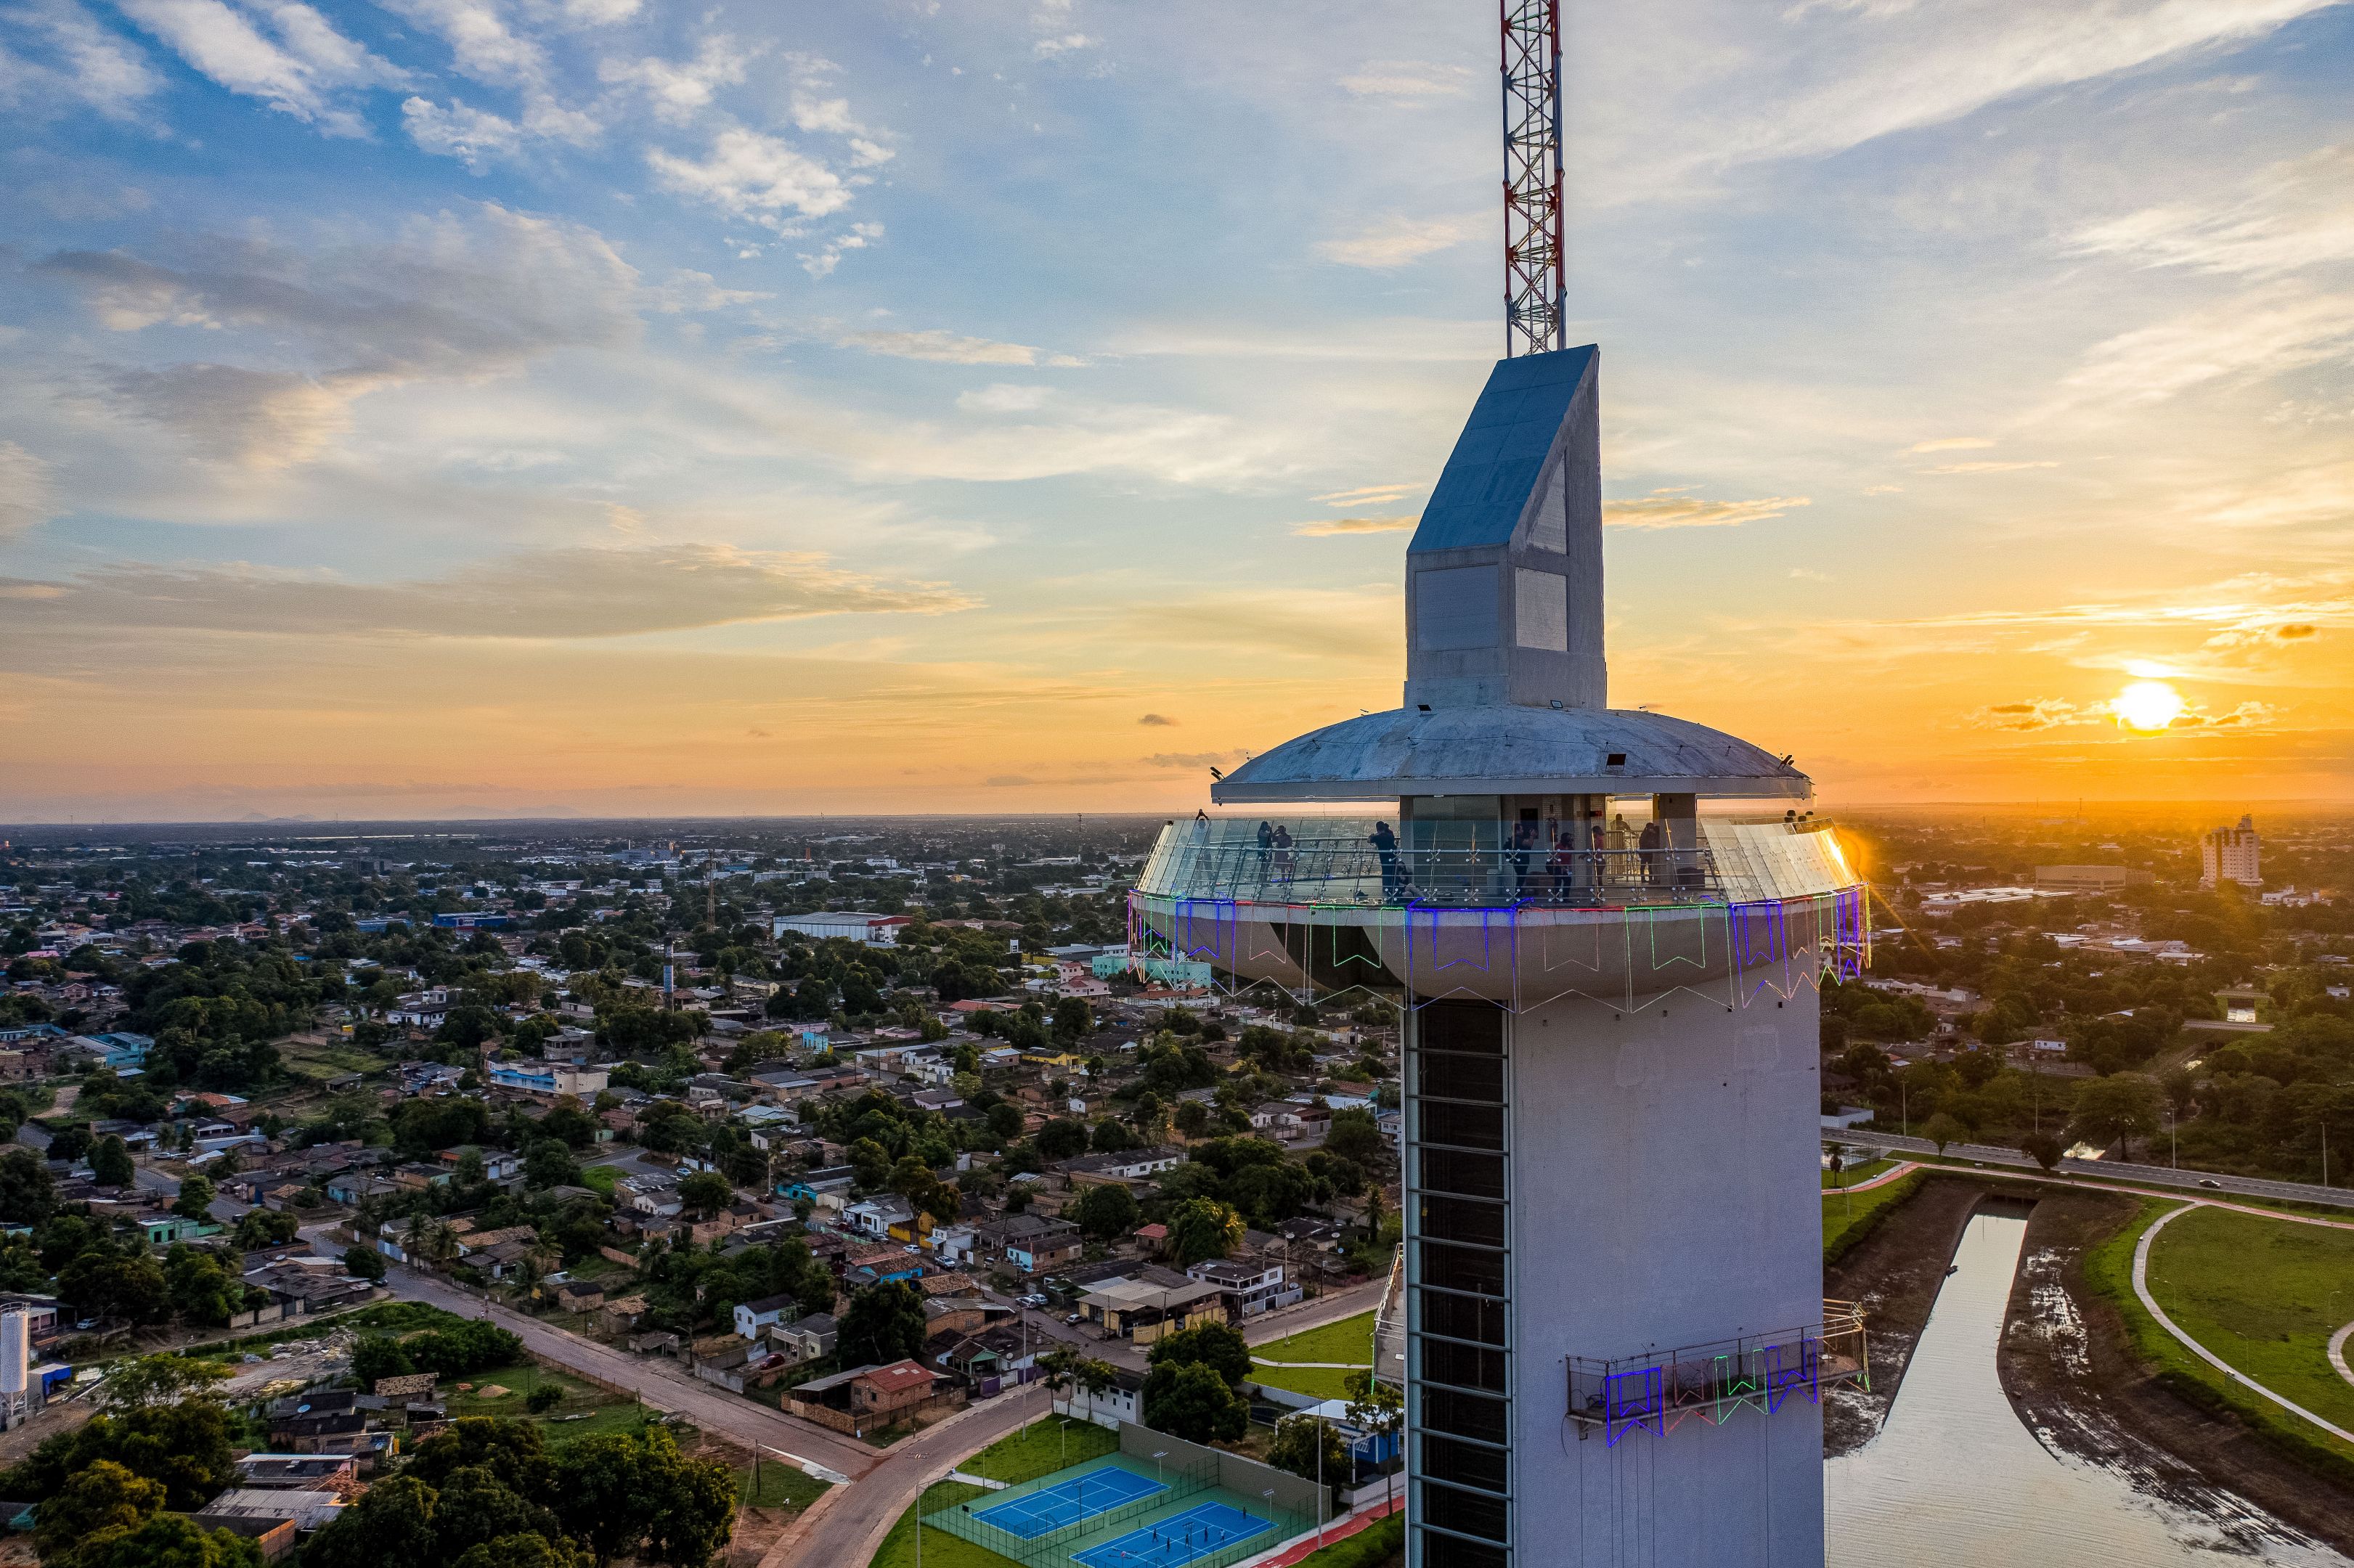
left=1124, top=344, right=1869, bottom=1567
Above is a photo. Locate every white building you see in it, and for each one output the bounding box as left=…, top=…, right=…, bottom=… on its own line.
left=2201, top=814, right=2263, bottom=889
left=772, top=912, right=913, bottom=945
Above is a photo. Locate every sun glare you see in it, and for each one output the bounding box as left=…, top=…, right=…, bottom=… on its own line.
left=2113, top=679, right=2186, bottom=731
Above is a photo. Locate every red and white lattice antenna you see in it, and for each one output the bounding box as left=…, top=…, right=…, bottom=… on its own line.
left=1500, top=0, right=1564, bottom=357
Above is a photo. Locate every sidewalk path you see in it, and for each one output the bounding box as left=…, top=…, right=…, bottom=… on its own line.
left=2131, top=1202, right=2354, bottom=1448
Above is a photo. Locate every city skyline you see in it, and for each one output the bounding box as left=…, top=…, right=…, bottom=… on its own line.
left=4, top=0, right=2353, bottom=821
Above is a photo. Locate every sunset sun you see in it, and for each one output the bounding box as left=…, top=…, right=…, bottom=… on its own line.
left=2114, top=679, right=2187, bottom=731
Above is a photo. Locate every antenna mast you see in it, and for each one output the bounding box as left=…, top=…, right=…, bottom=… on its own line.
left=1501, top=0, right=1564, bottom=357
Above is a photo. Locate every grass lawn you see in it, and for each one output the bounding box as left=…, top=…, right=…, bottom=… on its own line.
left=277, top=1038, right=385, bottom=1080
left=1822, top=1170, right=1924, bottom=1262
left=2143, top=1205, right=2354, bottom=1436
left=578, top=1163, right=620, bottom=1196
left=1822, top=1158, right=1896, bottom=1188
left=867, top=1416, right=1120, bottom=1568
left=2085, top=1199, right=2354, bottom=1479
left=441, top=1362, right=649, bottom=1442
left=736, top=1459, right=832, bottom=1511
left=1250, top=1310, right=1375, bottom=1402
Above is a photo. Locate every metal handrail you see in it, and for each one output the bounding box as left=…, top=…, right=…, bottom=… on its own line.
left=1139, top=836, right=1722, bottom=910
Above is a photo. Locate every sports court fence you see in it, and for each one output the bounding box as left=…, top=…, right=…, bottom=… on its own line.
left=924, top=1458, right=1220, bottom=1567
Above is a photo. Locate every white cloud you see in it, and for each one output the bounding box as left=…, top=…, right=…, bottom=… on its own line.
left=834, top=328, right=1040, bottom=365
left=1293, top=514, right=1417, bottom=537
left=1907, top=436, right=1993, bottom=452
left=2069, top=145, right=2354, bottom=278
left=800, top=221, right=883, bottom=278
left=957, top=383, right=1051, bottom=413
left=0, top=0, right=163, bottom=123
left=0, top=443, right=56, bottom=539
left=649, top=269, right=770, bottom=313
left=1602, top=493, right=1811, bottom=528
left=115, top=0, right=396, bottom=134
left=401, top=94, right=522, bottom=168
left=647, top=128, right=851, bottom=226
left=2055, top=286, right=2354, bottom=409
left=35, top=203, right=643, bottom=464
left=598, top=33, right=751, bottom=124
left=1315, top=213, right=1473, bottom=269
left=378, top=0, right=599, bottom=147
left=1337, top=60, right=1471, bottom=99
left=1919, top=460, right=2058, bottom=474
left=1034, top=32, right=1093, bottom=57
left=0, top=543, right=973, bottom=639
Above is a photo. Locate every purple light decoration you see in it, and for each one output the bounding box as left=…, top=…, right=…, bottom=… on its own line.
left=1404, top=904, right=1508, bottom=976
left=1764, top=1333, right=1820, bottom=1413
left=1602, top=1365, right=1664, bottom=1446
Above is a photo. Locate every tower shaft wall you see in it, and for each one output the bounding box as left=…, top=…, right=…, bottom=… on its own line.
left=1406, top=984, right=1826, bottom=1568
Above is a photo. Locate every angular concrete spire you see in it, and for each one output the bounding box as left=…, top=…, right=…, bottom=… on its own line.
left=1402, top=345, right=1604, bottom=711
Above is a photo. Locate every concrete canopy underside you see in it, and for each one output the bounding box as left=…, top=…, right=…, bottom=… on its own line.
left=1210, top=706, right=1809, bottom=805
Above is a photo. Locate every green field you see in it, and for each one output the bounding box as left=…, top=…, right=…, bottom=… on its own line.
left=1250, top=1311, right=1374, bottom=1401
left=2143, top=1206, right=2354, bottom=1437
left=277, top=1036, right=386, bottom=1081
left=1822, top=1158, right=1897, bottom=1188
left=1822, top=1170, right=1924, bottom=1262
left=439, top=1361, right=650, bottom=1442
left=866, top=1416, right=1120, bottom=1568
left=579, top=1163, right=621, bottom=1196
left=2085, top=1199, right=2354, bottom=1480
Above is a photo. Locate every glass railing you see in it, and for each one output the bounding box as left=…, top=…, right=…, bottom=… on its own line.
left=1136, top=816, right=1854, bottom=909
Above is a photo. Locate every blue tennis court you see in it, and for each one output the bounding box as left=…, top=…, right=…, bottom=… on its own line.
left=1070, top=1501, right=1275, bottom=1568
left=969, top=1465, right=1166, bottom=1539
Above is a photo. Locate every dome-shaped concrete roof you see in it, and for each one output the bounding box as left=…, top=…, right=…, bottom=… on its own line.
left=1210, top=704, right=1809, bottom=804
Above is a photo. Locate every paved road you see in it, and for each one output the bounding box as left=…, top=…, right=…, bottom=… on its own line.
left=1824, top=1130, right=2354, bottom=1211
left=766, top=1384, right=1044, bottom=1568
left=367, top=1260, right=881, bottom=1482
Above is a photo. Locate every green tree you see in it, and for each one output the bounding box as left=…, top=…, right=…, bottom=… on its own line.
left=1072, top=1182, right=1140, bottom=1241
left=343, top=1245, right=388, bottom=1283
left=1147, top=1322, right=1251, bottom=1389
left=678, top=1170, right=734, bottom=1218
left=4, top=1399, right=237, bottom=1509
left=0, top=1146, right=56, bottom=1225
left=1322, top=1108, right=1385, bottom=1169
left=172, top=1172, right=216, bottom=1221
left=90, top=1135, right=136, bottom=1188
left=304, top=1475, right=440, bottom=1568
left=35, top=1459, right=161, bottom=1564
left=100, top=1354, right=229, bottom=1409
left=433, top=1463, right=561, bottom=1558
left=233, top=1209, right=299, bottom=1249
left=1035, top=1119, right=1091, bottom=1161
left=1266, top=1412, right=1351, bottom=1495
left=837, top=1282, right=927, bottom=1367
left=2020, top=1131, right=2066, bottom=1173
left=164, top=1245, right=245, bottom=1326
left=1922, top=1112, right=1966, bottom=1156
left=2072, top=1072, right=2166, bottom=1160
left=1140, top=1361, right=1247, bottom=1445
left=73, top=1514, right=264, bottom=1568
left=455, top=1535, right=593, bottom=1568
left=1165, top=1198, right=1244, bottom=1266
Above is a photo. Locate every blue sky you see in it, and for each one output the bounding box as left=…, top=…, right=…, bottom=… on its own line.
left=4, top=0, right=2352, bottom=819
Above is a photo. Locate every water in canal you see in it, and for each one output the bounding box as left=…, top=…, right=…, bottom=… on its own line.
left=1826, top=1210, right=2347, bottom=1567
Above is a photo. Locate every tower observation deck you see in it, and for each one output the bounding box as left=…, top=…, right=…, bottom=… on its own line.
left=1124, top=348, right=1865, bottom=1568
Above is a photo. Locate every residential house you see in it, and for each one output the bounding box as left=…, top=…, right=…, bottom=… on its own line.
left=1186, top=1257, right=1300, bottom=1320
left=769, top=1312, right=837, bottom=1364
left=785, top=1359, right=962, bottom=1437
left=1054, top=1146, right=1185, bottom=1188
left=980, top=1213, right=1083, bottom=1275
left=1074, top=1269, right=1228, bottom=1343
left=1054, top=1365, right=1145, bottom=1429
left=733, top=1292, right=797, bottom=1340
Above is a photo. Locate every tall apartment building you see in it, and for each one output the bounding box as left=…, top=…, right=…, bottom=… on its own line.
left=2200, top=814, right=2262, bottom=889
